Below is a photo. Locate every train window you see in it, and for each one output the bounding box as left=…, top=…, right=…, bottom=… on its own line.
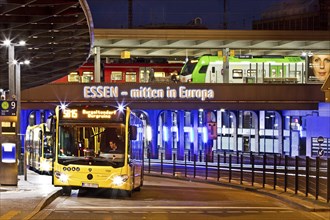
left=154, top=72, right=165, bottom=77
left=289, top=71, right=301, bottom=78
left=198, top=65, right=208, bottom=74
left=212, top=67, right=215, bottom=73
left=82, top=71, right=93, bottom=83
left=111, top=71, right=123, bottom=81
left=126, top=72, right=137, bottom=82
left=68, top=71, right=80, bottom=82
left=247, top=69, right=256, bottom=77
left=232, top=69, right=243, bottom=79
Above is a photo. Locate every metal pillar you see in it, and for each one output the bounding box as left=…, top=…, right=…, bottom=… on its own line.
left=94, top=46, right=101, bottom=82
left=8, top=45, right=15, bottom=99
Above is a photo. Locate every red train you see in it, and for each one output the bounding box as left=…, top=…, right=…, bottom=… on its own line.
left=52, top=61, right=183, bottom=84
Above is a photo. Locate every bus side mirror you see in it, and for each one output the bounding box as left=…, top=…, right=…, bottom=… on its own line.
left=129, top=125, right=137, bottom=140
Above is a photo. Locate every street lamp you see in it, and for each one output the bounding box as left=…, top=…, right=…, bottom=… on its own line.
left=2, top=38, right=28, bottom=180
left=2, top=39, right=26, bottom=99
left=14, top=59, right=30, bottom=181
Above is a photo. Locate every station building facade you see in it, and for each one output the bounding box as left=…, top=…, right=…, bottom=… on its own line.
left=20, top=83, right=330, bottom=161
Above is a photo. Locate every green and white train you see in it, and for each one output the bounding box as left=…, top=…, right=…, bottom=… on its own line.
left=179, top=55, right=305, bottom=84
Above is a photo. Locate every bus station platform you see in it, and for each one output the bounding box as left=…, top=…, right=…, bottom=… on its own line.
left=0, top=170, right=61, bottom=220
left=0, top=170, right=329, bottom=219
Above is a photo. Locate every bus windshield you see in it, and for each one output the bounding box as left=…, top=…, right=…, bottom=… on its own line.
left=57, top=124, right=125, bottom=167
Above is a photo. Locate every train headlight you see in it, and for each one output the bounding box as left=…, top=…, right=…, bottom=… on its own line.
left=54, top=171, right=69, bottom=183
left=112, top=174, right=129, bottom=186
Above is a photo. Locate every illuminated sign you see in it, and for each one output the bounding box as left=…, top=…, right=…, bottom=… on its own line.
left=0, top=101, right=17, bottom=116
left=1, top=121, right=16, bottom=134
left=83, top=86, right=214, bottom=101
left=60, top=108, right=124, bottom=122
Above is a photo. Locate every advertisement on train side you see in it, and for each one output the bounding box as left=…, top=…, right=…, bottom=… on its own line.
left=307, top=54, right=330, bottom=83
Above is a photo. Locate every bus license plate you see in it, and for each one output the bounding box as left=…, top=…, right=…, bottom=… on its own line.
left=82, top=183, right=99, bottom=188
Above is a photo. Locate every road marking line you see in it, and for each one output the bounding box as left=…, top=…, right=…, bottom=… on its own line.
left=244, top=211, right=259, bottom=213
left=0, top=210, right=21, bottom=220
left=189, top=211, right=204, bottom=214
left=226, top=211, right=242, bottom=214
left=205, top=211, right=223, bottom=214
left=63, top=206, right=291, bottom=211
left=112, top=211, right=130, bottom=214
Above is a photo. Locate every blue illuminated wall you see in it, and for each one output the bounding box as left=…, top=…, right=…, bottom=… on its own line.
left=306, top=103, right=330, bottom=156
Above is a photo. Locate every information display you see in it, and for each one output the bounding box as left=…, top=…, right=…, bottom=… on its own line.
left=0, top=101, right=17, bottom=116
left=59, top=107, right=124, bottom=122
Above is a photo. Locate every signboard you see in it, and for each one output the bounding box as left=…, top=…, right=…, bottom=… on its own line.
left=0, top=101, right=16, bottom=116
left=317, top=136, right=324, bottom=144
left=59, top=107, right=124, bottom=123
left=307, top=54, right=330, bottom=83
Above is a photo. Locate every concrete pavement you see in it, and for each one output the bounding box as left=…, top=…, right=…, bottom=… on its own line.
left=0, top=170, right=61, bottom=220
left=0, top=170, right=329, bottom=220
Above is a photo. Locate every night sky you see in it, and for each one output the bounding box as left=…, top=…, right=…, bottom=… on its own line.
left=87, top=0, right=280, bottom=30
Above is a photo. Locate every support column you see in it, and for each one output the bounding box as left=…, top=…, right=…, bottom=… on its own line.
left=15, top=64, right=23, bottom=175
left=177, top=110, right=185, bottom=160
left=165, top=111, right=172, bottom=160
left=192, top=110, right=199, bottom=156
left=8, top=45, right=15, bottom=99
left=94, top=46, right=101, bottom=82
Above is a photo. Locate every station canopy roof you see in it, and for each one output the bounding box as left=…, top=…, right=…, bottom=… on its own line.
left=94, top=29, right=330, bottom=61
left=0, top=0, right=92, bottom=90
left=1, top=1, right=329, bottom=91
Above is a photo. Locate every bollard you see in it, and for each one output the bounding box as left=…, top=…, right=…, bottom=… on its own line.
left=273, top=155, right=277, bottom=190
left=305, top=156, right=309, bottom=197
left=240, top=154, right=243, bottom=184
left=148, top=149, right=151, bottom=173
left=173, top=153, right=176, bottom=177
left=251, top=155, right=255, bottom=186
left=193, top=154, right=197, bottom=178
left=327, top=158, right=330, bottom=203
left=229, top=154, right=232, bottom=183
left=217, top=154, right=220, bottom=181
left=161, top=152, right=164, bottom=175
left=205, top=154, right=208, bottom=180
left=263, top=154, right=266, bottom=188
left=284, top=155, right=288, bottom=192
left=315, top=157, right=320, bottom=200
left=184, top=154, right=187, bottom=177
left=295, top=156, right=299, bottom=194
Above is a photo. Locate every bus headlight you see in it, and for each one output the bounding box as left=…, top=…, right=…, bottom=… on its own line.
left=40, top=161, right=51, bottom=171
left=112, top=174, right=129, bottom=186
left=55, top=171, right=69, bottom=183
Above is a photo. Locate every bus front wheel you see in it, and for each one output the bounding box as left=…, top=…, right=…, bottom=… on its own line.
left=62, top=186, right=72, bottom=196
left=126, top=190, right=132, bottom=197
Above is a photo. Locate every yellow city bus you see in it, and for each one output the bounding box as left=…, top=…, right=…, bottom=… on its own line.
left=25, top=123, right=53, bottom=174
left=50, top=105, right=145, bottom=196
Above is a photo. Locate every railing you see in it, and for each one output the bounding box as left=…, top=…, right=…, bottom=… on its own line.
left=145, top=150, right=330, bottom=203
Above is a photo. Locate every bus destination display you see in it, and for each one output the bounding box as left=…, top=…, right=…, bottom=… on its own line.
left=60, top=108, right=124, bottom=121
